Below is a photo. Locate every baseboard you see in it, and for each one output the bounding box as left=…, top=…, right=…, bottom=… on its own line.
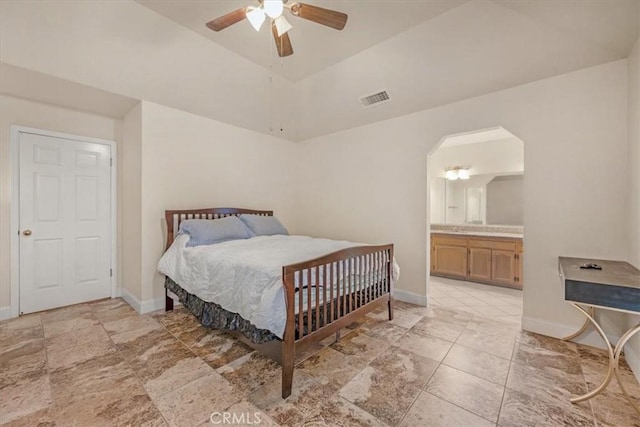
left=395, top=289, right=427, bottom=306
left=0, top=306, right=14, bottom=321
left=624, top=340, right=640, bottom=383
left=522, top=316, right=621, bottom=350
left=121, top=289, right=142, bottom=313
left=121, top=289, right=177, bottom=314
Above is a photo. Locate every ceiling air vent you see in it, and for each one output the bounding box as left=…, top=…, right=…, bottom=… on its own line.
left=360, top=90, right=390, bottom=108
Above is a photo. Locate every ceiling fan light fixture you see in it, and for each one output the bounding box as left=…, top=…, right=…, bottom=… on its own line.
left=246, top=6, right=266, bottom=31
left=274, top=15, right=292, bottom=37
left=264, top=0, right=284, bottom=18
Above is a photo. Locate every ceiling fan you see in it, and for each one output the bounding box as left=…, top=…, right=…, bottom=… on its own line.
left=205, top=0, right=348, bottom=57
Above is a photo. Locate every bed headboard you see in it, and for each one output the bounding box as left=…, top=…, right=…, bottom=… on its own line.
left=164, top=208, right=273, bottom=250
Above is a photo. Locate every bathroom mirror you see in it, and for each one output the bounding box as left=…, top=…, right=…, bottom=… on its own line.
left=430, top=173, right=523, bottom=226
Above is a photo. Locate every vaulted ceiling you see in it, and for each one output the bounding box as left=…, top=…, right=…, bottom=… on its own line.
left=1, top=0, right=638, bottom=141
left=136, top=0, right=468, bottom=81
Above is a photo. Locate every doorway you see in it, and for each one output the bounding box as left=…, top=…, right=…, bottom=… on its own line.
left=427, top=127, right=524, bottom=325
left=11, top=126, right=117, bottom=315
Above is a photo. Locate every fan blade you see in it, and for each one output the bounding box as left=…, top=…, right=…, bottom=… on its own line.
left=206, top=8, right=246, bottom=31
left=272, top=24, right=293, bottom=57
left=289, top=3, right=347, bottom=30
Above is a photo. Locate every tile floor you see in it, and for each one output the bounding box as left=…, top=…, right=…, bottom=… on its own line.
left=429, top=276, right=523, bottom=325
left=1, top=280, right=639, bottom=427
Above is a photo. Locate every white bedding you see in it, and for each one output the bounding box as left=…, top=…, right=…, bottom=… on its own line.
left=157, top=234, right=399, bottom=338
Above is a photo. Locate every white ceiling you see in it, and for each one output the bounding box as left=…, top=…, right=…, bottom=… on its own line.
left=136, top=0, right=467, bottom=81
left=0, top=63, right=138, bottom=119
left=1, top=0, right=638, bottom=141
left=294, top=0, right=639, bottom=140
left=138, top=0, right=639, bottom=83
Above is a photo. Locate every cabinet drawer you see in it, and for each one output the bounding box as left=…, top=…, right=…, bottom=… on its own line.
left=432, top=235, right=467, bottom=247
left=468, top=239, right=516, bottom=251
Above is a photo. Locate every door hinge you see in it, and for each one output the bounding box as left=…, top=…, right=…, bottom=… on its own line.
left=110, top=158, right=113, bottom=167
left=110, top=268, right=113, bottom=277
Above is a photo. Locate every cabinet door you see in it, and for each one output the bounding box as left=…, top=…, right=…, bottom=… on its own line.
left=492, top=250, right=516, bottom=287
left=433, top=245, right=468, bottom=278
left=468, top=248, right=492, bottom=281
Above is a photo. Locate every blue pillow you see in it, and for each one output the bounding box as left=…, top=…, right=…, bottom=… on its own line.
left=239, top=214, right=289, bottom=236
left=179, top=216, right=252, bottom=247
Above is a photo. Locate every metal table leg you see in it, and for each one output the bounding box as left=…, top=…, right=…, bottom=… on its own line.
left=613, top=323, right=640, bottom=416
left=569, top=303, right=640, bottom=415
left=562, top=305, right=594, bottom=341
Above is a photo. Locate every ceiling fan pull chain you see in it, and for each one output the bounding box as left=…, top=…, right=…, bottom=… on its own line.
left=279, top=55, right=284, bottom=132
left=270, top=75, right=274, bottom=133
left=269, top=31, right=274, bottom=133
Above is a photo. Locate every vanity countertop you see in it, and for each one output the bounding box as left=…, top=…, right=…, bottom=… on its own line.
left=431, top=224, right=523, bottom=240
left=431, top=231, right=523, bottom=239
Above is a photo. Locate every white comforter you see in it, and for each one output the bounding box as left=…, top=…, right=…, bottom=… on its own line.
left=157, top=234, right=399, bottom=338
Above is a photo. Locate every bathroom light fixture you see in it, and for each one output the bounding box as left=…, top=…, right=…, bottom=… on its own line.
left=445, top=166, right=471, bottom=180
left=457, top=168, right=470, bottom=180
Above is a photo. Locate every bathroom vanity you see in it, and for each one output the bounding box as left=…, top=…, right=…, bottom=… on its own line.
left=430, top=227, right=524, bottom=289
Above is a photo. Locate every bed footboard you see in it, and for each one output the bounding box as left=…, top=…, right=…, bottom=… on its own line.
left=281, top=244, right=394, bottom=398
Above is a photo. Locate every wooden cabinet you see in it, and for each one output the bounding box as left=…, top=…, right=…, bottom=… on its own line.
left=491, top=250, right=517, bottom=286
left=431, top=233, right=523, bottom=289
left=468, top=248, right=492, bottom=281
left=432, top=235, right=467, bottom=279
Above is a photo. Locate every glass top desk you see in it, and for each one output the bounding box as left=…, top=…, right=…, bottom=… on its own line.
left=558, top=257, right=640, bottom=415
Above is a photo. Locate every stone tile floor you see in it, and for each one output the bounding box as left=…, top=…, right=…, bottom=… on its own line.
left=1, top=281, right=639, bottom=426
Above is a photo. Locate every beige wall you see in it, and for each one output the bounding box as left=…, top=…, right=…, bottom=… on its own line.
left=121, top=103, right=142, bottom=300
left=121, top=101, right=297, bottom=306
left=0, top=94, right=121, bottom=314
left=626, top=27, right=640, bottom=377
left=628, top=29, right=640, bottom=272
left=295, top=60, right=629, bottom=339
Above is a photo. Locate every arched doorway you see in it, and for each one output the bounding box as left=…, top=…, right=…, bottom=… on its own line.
left=427, top=126, right=525, bottom=327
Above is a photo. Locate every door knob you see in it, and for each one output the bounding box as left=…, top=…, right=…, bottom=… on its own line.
left=22, top=229, right=32, bottom=236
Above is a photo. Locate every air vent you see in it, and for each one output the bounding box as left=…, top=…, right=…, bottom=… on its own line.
left=360, top=90, right=390, bottom=108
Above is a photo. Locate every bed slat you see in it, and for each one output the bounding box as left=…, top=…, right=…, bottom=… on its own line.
left=298, top=271, right=303, bottom=338
left=306, top=268, right=312, bottom=337
left=322, top=264, right=327, bottom=328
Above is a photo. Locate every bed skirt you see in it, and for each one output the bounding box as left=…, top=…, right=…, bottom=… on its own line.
left=165, top=276, right=383, bottom=345
left=164, top=277, right=280, bottom=344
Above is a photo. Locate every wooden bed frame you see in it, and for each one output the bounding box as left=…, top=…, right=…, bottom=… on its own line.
left=163, top=208, right=394, bottom=398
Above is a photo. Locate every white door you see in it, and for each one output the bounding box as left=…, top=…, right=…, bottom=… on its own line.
left=19, top=132, right=112, bottom=314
